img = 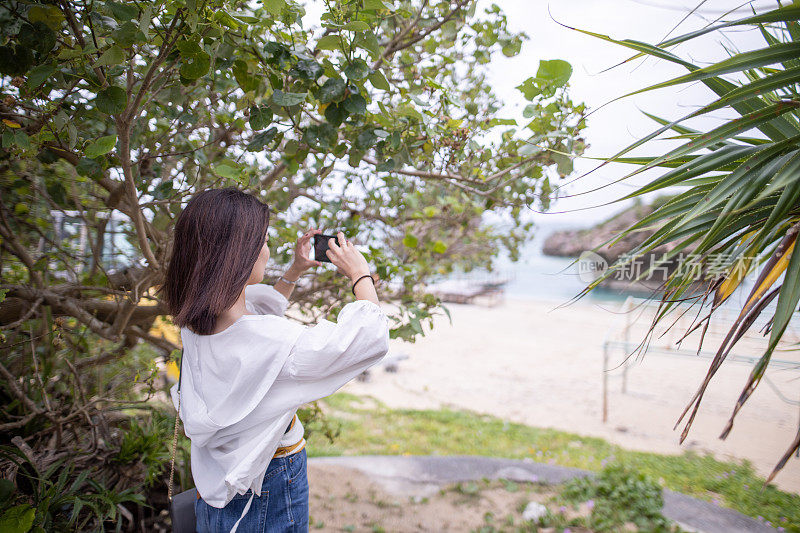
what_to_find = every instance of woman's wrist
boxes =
[283,263,304,282]
[348,269,371,282]
[351,273,374,293]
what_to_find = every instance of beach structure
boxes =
[423,270,514,306]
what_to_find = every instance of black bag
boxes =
[168,350,197,532]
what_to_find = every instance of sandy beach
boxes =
[338,295,800,494]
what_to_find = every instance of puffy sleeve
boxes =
[277,299,390,393]
[244,283,290,317]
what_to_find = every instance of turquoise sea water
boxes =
[444,220,764,312]
[438,221,647,306]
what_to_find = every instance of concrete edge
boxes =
[308,455,778,533]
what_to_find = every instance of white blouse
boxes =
[169,283,390,532]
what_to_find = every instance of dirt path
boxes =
[308,463,560,532]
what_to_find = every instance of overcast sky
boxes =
[475,0,778,227]
[300,0,779,227]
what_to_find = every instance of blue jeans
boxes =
[195,447,309,532]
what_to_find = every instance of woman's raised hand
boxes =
[326,231,371,281]
[291,228,323,272]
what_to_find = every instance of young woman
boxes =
[162,187,388,532]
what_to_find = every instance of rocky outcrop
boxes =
[543,200,704,290]
[543,202,658,263]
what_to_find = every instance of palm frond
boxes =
[568,4,800,482]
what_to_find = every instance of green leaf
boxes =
[0,289,8,305]
[302,122,337,150]
[620,101,800,186]
[354,31,381,58]
[432,240,447,253]
[537,59,572,87]
[27,5,65,31]
[112,21,143,48]
[344,58,370,80]
[213,10,239,29]
[107,1,139,21]
[249,105,273,130]
[316,35,341,51]
[368,70,390,90]
[95,86,127,115]
[93,45,124,67]
[768,232,800,364]
[501,38,522,57]
[552,152,573,176]
[488,118,517,126]
[264,0,286,16]
[0,504,35,533]
[363,0,392,10]
[563,21,798,141]
[272,89,307,107]
[26,64,55,88]
[343,94,367,115]
[76,157,103,179]
[13,130,30,149]
[0,44,34,76]
[617,6,800,65]
[342,21,370,32]
[232,59,259,92]
[213,163,240,179]
[283,139,299,157]
[18,22,56,56]
[517,59,573,100]
[177,39,211,79]
[246,127,278,152]
[85,135,117,158]
[292,58,324,80]
[324,102,347,126]
[375,157,395,171]
[317,78,346,104]
[355,128,378,150]
[516,77,540,100]
[621,144,757,199]
[403,234,418,248]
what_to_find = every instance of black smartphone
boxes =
[313,232,341,263]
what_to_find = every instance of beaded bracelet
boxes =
[351,274,375,295]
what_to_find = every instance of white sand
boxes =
[340,295,800,494]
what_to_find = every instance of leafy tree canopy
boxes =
[0,1,586,525]
[0,0,586,347]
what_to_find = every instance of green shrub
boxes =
[561,463,676,532]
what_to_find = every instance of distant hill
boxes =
[542,197,705,291]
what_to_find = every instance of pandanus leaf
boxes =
[675,223,800,442]
[562,5,800,482]
[608,6,800,68]
[719,222,800,460]
[560,19,798,143]
[713,246,755,306]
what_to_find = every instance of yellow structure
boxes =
[150,316,182,383]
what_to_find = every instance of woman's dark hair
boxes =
[161,187,270,335]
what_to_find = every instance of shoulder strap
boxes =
[168,350,184,502]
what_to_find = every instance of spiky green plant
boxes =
[565,3,800,484]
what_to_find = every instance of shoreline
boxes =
[340,295,800,494]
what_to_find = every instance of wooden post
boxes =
[621,297,632,394]
[602,342,609,423]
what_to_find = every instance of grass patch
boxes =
[304,392,798,531]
